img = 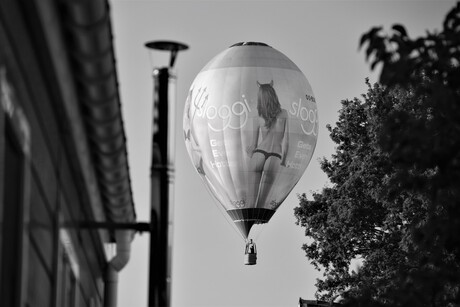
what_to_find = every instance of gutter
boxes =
[58,0,136,305]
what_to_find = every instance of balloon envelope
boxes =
[183,42,318,239]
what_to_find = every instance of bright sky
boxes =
[110,1,455,306]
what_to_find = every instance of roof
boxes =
[58,0,136,224]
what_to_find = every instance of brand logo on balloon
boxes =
[184,42,318,241]
[290,96,318,136]
[192,87,253,132]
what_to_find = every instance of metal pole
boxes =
[149,68,174,307]
[145,41,188,307]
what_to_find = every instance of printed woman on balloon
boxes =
[246,80,290,208]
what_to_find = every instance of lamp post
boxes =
[145,40,188,307]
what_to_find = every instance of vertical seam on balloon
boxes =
[220,68,239,208]
[201,70,232,209]
[205,69,235,211]
[237,66,249,207]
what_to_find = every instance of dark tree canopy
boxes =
[295,3,460,306]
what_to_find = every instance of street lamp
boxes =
[145,40,188,307]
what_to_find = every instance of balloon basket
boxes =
[244,253,257,265]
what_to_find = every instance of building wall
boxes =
[0,1,111,306]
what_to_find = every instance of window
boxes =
[59,253,77,307]
[0,67,31,307]
[57,229,80,307]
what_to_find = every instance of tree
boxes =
[295,81,426,303]
[295,3,460,306]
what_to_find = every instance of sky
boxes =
[109,1,456,306]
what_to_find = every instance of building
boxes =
[298,297,342,307]
[0,0,136,306]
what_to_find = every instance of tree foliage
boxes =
[295,3,460,306]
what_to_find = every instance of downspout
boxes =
[104,230,134,307]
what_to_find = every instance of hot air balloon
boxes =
[183,42,318,265]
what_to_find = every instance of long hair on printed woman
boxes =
[257,80,282,129]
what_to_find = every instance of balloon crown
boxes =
[230,42,271,48]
